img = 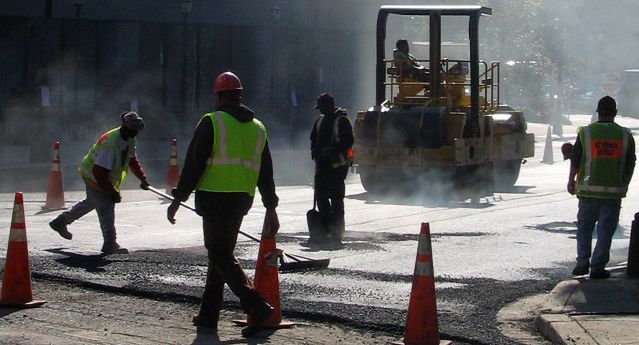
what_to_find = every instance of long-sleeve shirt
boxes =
[310,108,354,174]
[173,104,278,216]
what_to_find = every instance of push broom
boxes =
[148,186,330,272]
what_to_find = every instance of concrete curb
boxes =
[534,266,639,344]
[535,314,596,345]
[540,280,578,313]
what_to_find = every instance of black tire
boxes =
[359,166,383,194]
[493,159,522,189]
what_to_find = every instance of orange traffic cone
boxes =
[542,126,554,164]
[166,138,180,194]
[1,192,46,308]
[393,223,450,345]
[43,140,65,209]
[233,233,294,328]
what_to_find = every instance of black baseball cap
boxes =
[121,111,145,131]
[315,93,335,109]
[596,95,616,113]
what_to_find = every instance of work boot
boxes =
[49,217,73,240]
[192,315,218,334]
[309,232,328,244]
[589,269,611,279]
[101,241,129,255]
[332,221,345,240]
[241,302,275,337]
[571,265,589,276]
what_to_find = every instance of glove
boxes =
[110,191,122,203]
[263,208,280,237]
[167,200,180,225]
[567,181,576,195]
[140,178,150,190]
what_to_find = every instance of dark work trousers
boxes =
[315,167,348,238]
[198,214,265,325]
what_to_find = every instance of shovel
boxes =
[147,186,330,272]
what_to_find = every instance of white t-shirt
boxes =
[94,136,137,170]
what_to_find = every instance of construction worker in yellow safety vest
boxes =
[49,112,149,254]
[166,71,279,338]
[568,95,635,279]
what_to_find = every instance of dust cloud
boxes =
[2,1,639,192]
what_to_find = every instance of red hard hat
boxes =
[214,71,243,93]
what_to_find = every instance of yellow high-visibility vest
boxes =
[196,111,266,196]
[576,123,632,199]
[79,128,132,191]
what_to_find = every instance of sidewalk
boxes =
[535,263,639,345]
[0,279,395,345]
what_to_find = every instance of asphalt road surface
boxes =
[1,115,638,344]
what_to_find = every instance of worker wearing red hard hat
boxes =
[213,71,244,92]
[167,71,279,337]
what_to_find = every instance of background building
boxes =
[0,0,388,163]
[3,0,639,188]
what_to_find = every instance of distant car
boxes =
[582,91,593,100]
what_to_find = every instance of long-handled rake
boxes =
[148,186,330,272]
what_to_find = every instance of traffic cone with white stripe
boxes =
[166,138,180,194]
[541,126,554,164]
[233,232,294,329]
[1,192,46,308]
[43,140,65,209]
[393,223,450,345]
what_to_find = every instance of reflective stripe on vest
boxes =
[197,111,266,195]
[79,128,132,191]
[207,114,264,171]
[315,115,351,168]
[576,124,630,198]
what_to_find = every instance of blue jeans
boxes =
[59,184,117,244]
[576,197,622,272]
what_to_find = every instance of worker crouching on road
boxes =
[166,71,279,337]
[49,112,149,255]
[310,93,354,244]
[568,95,635,279]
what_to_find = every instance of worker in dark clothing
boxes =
[393,39,429,82]
[166,71,279,337]
[568,95,635,279]
[310,93,354,244]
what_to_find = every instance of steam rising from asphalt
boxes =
[3,1,639,192]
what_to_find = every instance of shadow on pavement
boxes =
[495,185,535,193]
[34,207,64,215]
[526,221,629,239]
[189,333,221,344]
[346,191,497,209]
[299,240,345,251]
[43,248,112,273]
[0,308,23,318]
[189,330,276,344]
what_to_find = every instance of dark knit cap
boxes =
[596,96,616,113]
